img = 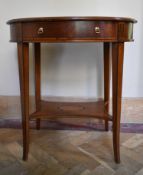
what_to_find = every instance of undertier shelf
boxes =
[30,100,112,121]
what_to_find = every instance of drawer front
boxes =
[22,21,117,41]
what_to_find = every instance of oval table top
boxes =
[7,16,137,24]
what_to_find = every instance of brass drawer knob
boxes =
[37,27,44,34]
[95,27,100,34]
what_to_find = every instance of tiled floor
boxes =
[0,129,143,175]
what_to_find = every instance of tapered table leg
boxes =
[104,43,110,131]
[34,43,41,130]
[17,43,29,161]
[112,42,124,163]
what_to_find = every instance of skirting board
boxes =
[0,119,143,133]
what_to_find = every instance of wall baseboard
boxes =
[0,119,143,133]
[0,96,143,124]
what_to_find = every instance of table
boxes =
[7,16,137,163]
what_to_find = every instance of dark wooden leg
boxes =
[112,42,124,163]
[17,43,29,161]
[34,43,41,130]
[104,43,110,131]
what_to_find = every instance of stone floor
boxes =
[0,128,143,175]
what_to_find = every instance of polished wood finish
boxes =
[17,43,29,161]
[7,16,137,23]
[8,17,136,43]
[112,42,124,163]
[22,21,117,42]
[7,16,136,163]
[34,43,41,130]
[30,100,111,120]
[104,43,110,131]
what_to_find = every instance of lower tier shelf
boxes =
[30,100,112,121]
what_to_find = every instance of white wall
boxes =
[0,0,143,98]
